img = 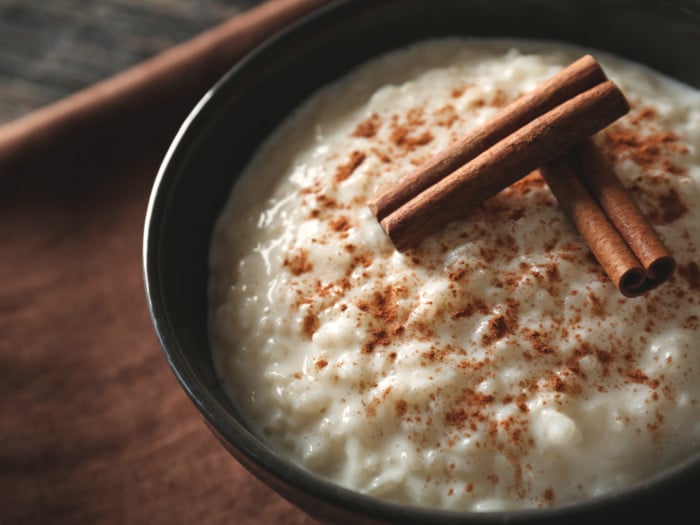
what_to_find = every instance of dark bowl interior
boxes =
[144,0,700,523]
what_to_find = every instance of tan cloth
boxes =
[0,1,330,523]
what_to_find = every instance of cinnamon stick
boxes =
[368,55,607,221]
[539,159,647,297]
[380,80,630,251]
[568,139,676,293]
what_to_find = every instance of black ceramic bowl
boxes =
[144,0,700,523]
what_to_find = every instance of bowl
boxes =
[143,0,700,523]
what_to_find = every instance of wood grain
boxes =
[0,148,317,524]
[0,0,260,124]
[0,1,320,523]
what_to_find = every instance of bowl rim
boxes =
[144,0,700,521]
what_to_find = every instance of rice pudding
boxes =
[209,39,700,511]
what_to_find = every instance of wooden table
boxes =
[0,0,260,124]
[0,2,318,523]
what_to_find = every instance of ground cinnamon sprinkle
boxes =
[482,301,519,346]
[362,328,393,353]
[284,249,313,275]
[653,187,688,224]
[451,85,468,98]
[508,171,548,195]
[383,108,435,151]
[390,126,434,150]
[603,128,688,173]
[352,113,382,138]
[302,311,319,339]
[626,369,649,384]
[678,261,700,289]
[434,104,459,127]
[628,105,657,125]
[395,398,408,417]
[489,88,508,107]
[521,328,555,355]
[515,397,529,413]
[484,316,509,343]
[354,252,374,268]
[587,292,607,318]
[545,262,560,282]
[315,193,338,210]
[451,296,489,320]
[335,150,366,183]
[406,107,426,126]
[371,147,392,163]
[364,396,380,418]
[550,374,567,393]
[448,266,470,282]
[330,215,352,232]
[595,348,613,375]
[444,388,494,431]
[542,487,555,504]
[356,287,400,323]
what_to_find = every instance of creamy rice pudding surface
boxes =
[209,39,700,511]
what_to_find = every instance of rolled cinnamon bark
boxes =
[379,80,630,251]
[539,159,646,297]
[368,55,607,221]
[569,139,676,287]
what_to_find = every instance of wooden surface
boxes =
[0,0,259,124]
[0,1,320,523]
[0,151,317,525]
